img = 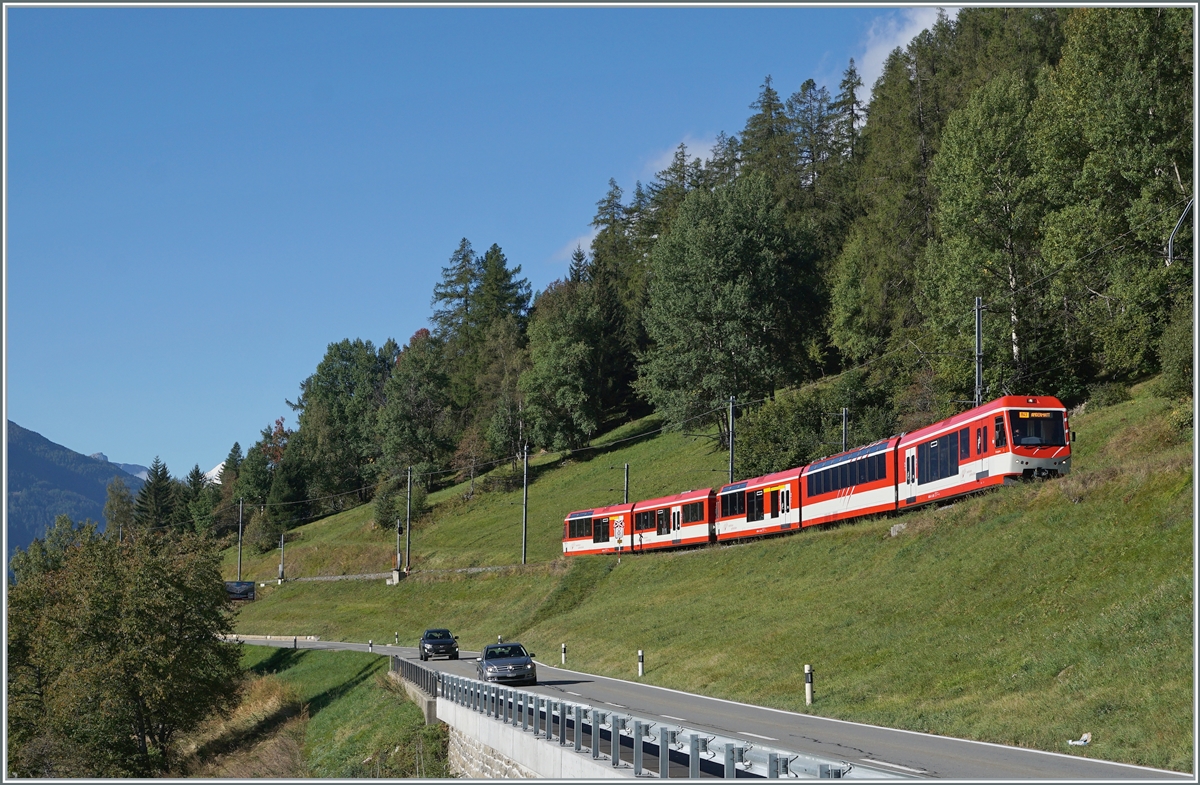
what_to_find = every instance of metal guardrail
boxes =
[394,657,907,779]
[391,655,440,697]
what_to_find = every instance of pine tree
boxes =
[431,238,483,341]
[568,245,591,283]
[476,243,532,332]
[831,59,865,159]
[740,76,797,191]
[133,458,174,534]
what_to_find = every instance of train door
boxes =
[671,506,682,544]
[904,447,917,503]
[593,517,610,544]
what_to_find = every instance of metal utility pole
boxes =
[237,498,244,581]
[975,296,984,408]
[1168,197,1194,267]
[405,467,412,573]
[842,408,848,453]
[278,530,285,584]
[396,518,401,571]
[728,396,736,484]
[623,463,629,504]
[521,443,529,565]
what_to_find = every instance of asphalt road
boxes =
[240,638,1189,780]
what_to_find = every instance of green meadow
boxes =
[228,383,1193,772]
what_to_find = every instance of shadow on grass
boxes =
[247,648,311,676]
[190,700,304,763]
[306,661,380,717]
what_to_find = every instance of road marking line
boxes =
[608,703,626,708]
[861,758,924,773]
[738,731,777,740]
[661,715,687,721]
[566,691,582,696]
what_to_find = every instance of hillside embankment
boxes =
[228,382,1193,772]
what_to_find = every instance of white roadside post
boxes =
[638,649,644,677]
[561,643,566,664]
[805,664,814,706]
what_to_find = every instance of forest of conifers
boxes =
[186,7,1190,543]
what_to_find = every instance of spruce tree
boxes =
[568,245,591,283]
[133,458,174,534]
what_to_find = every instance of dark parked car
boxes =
[418,628,459,661]
[476,643,537,686]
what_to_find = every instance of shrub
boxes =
[244,509,281,554]
[1086,381,1132,409]
[1156,300,1193,399]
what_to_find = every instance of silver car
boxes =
[476,643,537,686]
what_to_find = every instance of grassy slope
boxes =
[237,646,448,777]
[228,384,1193,771]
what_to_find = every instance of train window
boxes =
[838,463,847,489]
[877,453,888,479]
[983,425,989,452]
[747,490,765,522]
[770,490,779,518]
[720,492,746,518]
[593,518,610,544]
[782,489,791,513]
[919,433,961,485]
[656,509,669,535]
[806,474,814,497]
[682,502,704,523]
[867,455,878,482]
[959,428,970,459]
[569,516,592,539]
[994,416,1007,448]
[975,427,982,455]
[635,511,654,532]
[1009,411,1067,446]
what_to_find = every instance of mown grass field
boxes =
[227,383,1194,772]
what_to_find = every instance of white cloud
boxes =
[857,7,959,99]
[549,227,600,265]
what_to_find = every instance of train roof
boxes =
[898,395,1066,444]
[718,465,802,495]
[804,436,898,474]
[633,487,714,508]
[564,502,633,520]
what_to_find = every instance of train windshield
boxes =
[1008,410,1067,446]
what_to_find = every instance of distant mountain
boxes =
[89,453,150,481]
[7,421,145,557]
[204,462,224,485]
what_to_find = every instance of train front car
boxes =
[800,437,901,527]
[714,468,802,542]
[563,502,635,557]
[629,488,716,552]
[897,395,1071,510]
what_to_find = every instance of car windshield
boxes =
[1008,410,1067,447]
[487,645,527,659]
[424,630,451,640]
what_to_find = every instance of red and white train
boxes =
[563,395,1072,557]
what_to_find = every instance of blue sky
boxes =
[5,5,944,477]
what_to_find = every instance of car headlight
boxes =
[525,663,534,670]
[485,665,498,672]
